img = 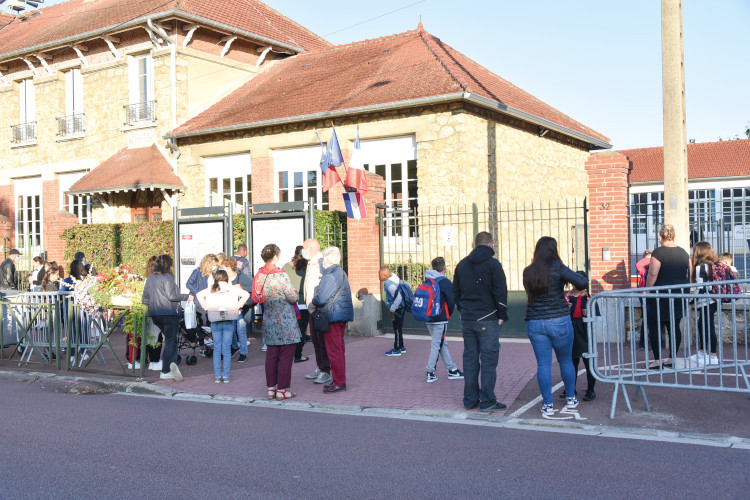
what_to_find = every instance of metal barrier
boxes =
[586,280,750,418]
[0,291,148,377]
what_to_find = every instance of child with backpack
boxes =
[415,257,463,383]
[565,271,595,401]
[379,266,412,356]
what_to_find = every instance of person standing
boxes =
[142,254,188,381]
[312,246,353,393]
[258,244,300,400]
[453,231,508,412]
[74,251,96,276]
[28,256,45,292]
[283,245,310,363]
[635,250,652,350]
[232,244,253,278]
[523,237,589,415]
[378,267,408,356]
[645,224,690,369]
[689,242,719,367]
[222,258,246,361]
[423,256,463,383]
[566,271,596,402]
[302,238,332,385]
[197,269,249,383]
[0,248,21,290]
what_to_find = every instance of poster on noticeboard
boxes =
[177,220,225,294]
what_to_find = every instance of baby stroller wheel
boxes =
[176,354,182,365]
[186,355,197,365]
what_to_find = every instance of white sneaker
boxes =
[262,343,267,352]
[160,372,174,380]
[305,368,321,380]
[81,353,90,361]
[314,371,332,384]
[127,362,141,370]
[246,340,251,346]
[170,362,183,382]
[148,360,163,371]
[704,355,719,366]
[689,352,707,365]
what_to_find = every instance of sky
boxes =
[17,0,750,150]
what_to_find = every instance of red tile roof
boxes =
[0,0,330,59]
[620,139,750,183]
[69,145,185,194]
[168,29,609,147]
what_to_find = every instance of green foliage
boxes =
[385,260,428,290]
[62,224,119,269]
[233,214,245,250]
[315,211,347,270]
[119,222,173,272]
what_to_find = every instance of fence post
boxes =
[472,203,479,239]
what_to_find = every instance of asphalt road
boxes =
[0,376,748,499]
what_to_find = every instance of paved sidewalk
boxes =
[156,334,538,414]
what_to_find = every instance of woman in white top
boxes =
[197,270,250,383]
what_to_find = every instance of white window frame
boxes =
[58,171,91,224]
[272,146,329,210]
[19,78,35,124]
[64,68,84,116]
[204,153,252,208]
[14,177,43,254]
[361,136,418,239]
[128,53,154,105]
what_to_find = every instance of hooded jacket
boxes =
[142,273,188,317]
[424,270,454,323]
[452,245,508,322]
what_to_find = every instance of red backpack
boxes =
[711,261,742,301]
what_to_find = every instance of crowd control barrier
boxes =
[585,279,750,418]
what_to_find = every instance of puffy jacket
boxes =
[0,258,18,289]
[142,273,188,316]
[312,264,353,323]
[186,268,211,306]
[453,245,509,322]
[424,270,454,323]
[524,261,588,321]
[232,255,252,278]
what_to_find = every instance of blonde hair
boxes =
[216,252,227,266]
[659,224,675,242]
[199,254,217,277]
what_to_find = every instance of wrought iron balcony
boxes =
[56,113,85,137]
[10,121,36,144]
[123,100,156,126]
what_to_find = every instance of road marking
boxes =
[543,408,587,421]
[508,368,587,418]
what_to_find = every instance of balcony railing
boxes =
[56,113,85,137]
[11,122,36,144]
[123,100,156,126]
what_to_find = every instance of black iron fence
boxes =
[10,121,36,143]
[56,113,85,136]
[123,100,156,125]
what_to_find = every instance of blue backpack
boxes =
[412,277,445,322]
[396,282,413,313]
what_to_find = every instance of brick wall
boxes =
[585,152,631,293]
[251,157,274,204]
[46,211,79,267]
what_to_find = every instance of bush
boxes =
[384,261,428,290]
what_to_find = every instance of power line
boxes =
[323,0,427,38]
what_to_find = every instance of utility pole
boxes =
[662,0,690,250]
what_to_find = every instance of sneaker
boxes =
[169,362,183,382]
[199,348,208,358]
[314,371,332,384]
[159,372,174,380]
[127,362,141,370]
[427,372,438,383]
[215,378,222,384]
[583,390,596,401]
[385,348,402,357]
[447,369,464,380]
[222,378,230,383]
[566,397,579,409]
[480,402,507,412]
[541,403,554,415]
[231,347,239,357]
[703,355,719,366]
[399,347,406,354]
[306,368,321,380]
[246,340,252,346]
[148,360,163,371]
[689,352,707,365]
[262,344,267,352]
[237,354,247,363]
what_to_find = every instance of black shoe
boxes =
[237,354,247,363]
[559,390,577,399]
[464,401,479,410]
[583,390,596,401]
[480,402,507,413]
[231,347,239,357]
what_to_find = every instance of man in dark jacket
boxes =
[424,256,463,383]
[0,248,21,289]
[453,232,508,412]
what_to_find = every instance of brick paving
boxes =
[155,333,538,415]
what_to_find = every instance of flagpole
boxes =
[329,121,350,191]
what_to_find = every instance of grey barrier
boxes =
[0,291,147,377]
[586,279,750,418]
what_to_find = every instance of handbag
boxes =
[313,279,345,333]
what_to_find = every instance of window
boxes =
[12,79,36,143]
[361,136,418,237]
[59,68,84,136]
[126,53,155,123]
[59,171,91,224]
[14,177,42,253]
[204,153,252,208]
[273,146,329,210]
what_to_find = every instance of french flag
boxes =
[315,130,341,192]
[344,130,368,194]
[343,191,367,220]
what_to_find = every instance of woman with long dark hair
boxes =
[523,237,589,416]
[142,254,188,381]
[689,241,719,366]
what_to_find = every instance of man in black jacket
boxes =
[453,232,508,412]
[0,249,21,289]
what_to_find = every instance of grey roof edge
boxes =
[165,92,611,151]
[0,9,304,62]
[67,183,185,196]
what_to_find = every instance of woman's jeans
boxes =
[212,320,235,379]
[151,315,180,374]
[231,318,248,355]
[526,315,576,405]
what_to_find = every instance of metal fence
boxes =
[629,190,750,279]
[377,200,588,290]
[0,291,148,377]
[586,280,750,418]
[123,100,156,125]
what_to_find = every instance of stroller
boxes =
[176,305,211,365]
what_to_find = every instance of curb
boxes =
[4,369,749,449]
